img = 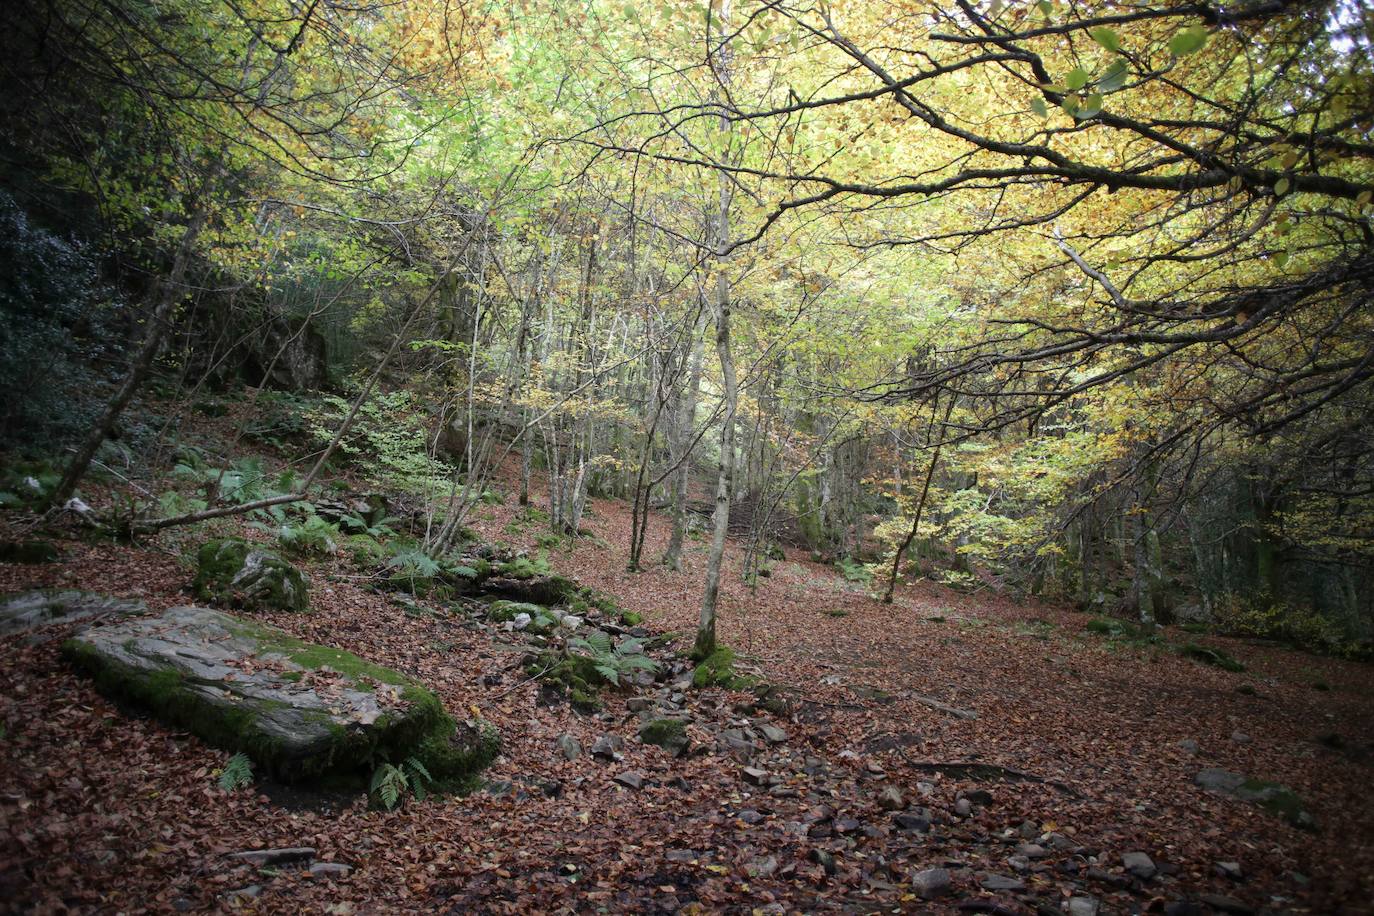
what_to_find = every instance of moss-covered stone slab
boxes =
[63,606,498,787]
[193,538,309,612]
[1195,768,1317,830]
[1,590,146,640]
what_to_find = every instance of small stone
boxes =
[965,789,994,806]
[613,771,644,790]
[747,855,778,877]
[834,817,862,834]
[737,809,766,825]
[892,809,931,833]
[1018,843,1048,859]
[1018,819,1039,838]
[226,885,262,902]
[980,873,1024,891]
[1178,738,1200,754]
[1123,851,1157,880]
[308,862,352,879]
[877,786,905,811]
[1215,861,1243,881]
[556,734,582,761]
[1199,894,1254,915]
[626,697,654,713]
[590,735,623,760]
[1067,896,1100,916]
[742,766,770,786]
[1231,731,1251,744]
[758,723,788,744]
[511,612,532,630]
[229,847,316,867]
[1007,855,1031,872]
[954,798,972,817]
[910,867,951,899]
[809,848,837,875]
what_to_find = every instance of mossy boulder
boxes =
[1194,768,1316,830]
[63,606,498,788]
[1,590,146,640]
[193,538,309,612]
[691,646,747,689]
[638,718,689,756]
[1179,642,1246,672]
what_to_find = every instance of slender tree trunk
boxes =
[52,177,216,507]
[664,309,707,569]
[884,397,953,604]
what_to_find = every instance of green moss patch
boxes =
[193,538,309,612]
[691,646,749,689]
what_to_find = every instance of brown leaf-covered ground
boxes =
[2,459,1372,915]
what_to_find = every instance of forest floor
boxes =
[2,443,1373,915]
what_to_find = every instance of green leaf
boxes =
[1275,177,1290,196]
[595,664,620,685]
[1031,97,1049,118]
[1065,68,1090,91]
[1037,0,1052,16]
[1075,93,1104,119]
[1098,59,1129,93]
[1061,96,1081,118]
[1090,28,1121,52]
[1274,251,1289,267]
[1168,26,1207,57]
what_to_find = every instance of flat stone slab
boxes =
[0,591,146,641]
[64,606,491,785]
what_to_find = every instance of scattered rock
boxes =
[638,718,689,756]
[1017,843,1048,859]
[226,885,262,902]
[964,789,994,807]
[747,855,778,878]
[742,766,770,786]
[1231,731,1251,744]
[193,539,309,612]
[0,590,145,640]
[309,862,353,879]
[809,848,837,875]
[590,735,624,760]
[230,847,316,867]
[1199,894,1254,915]
[1123,851,1157,880]
[1215,861,1243,881]
[892,809,932,833]
[954,798,973,817]
[757,723,788,744]
[1178,738,1200,754]
[613,771,644,790]
[979,873,1024,891]
[910,866,951,899]
[556,734,582,761]
[877,786,904,811]
[737,809,766,825]
[1067,896,1100,916]
[1194,769,1316,830]
[626,697,654,713]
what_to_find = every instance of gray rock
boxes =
[742,766,770,786]
[809,848,837,875]
[193,539,309,612]
[1195,769,1315,829]
[1018,843,1048,859]
[1231,731,1251,744]
[892,809,931,833]
[1067,896,1100,916]
[309,862,353,879]
[758,723,788,744]
[63,607,492,785]
[964,789,994,806]
[1195,768,1247,793]
[910,867,951,899]
[747,855,778,878]
[230,847,316,867]
[590,735,624,760]
[954,797,972,817]
[1178,738,1200,754]
[877,786,904,811]
[226,885,262,902]
[1199,894,1254,915]
[1007,855,1031,872]
[613,771,644,790]
[1215,861,1243,880]
[1018,819,1039,838]
[1123,851,1157,880]
[556,734,582,761]
[0,591,146,640]
[979,873,1024,891]
[626,697,654,713]
[511,612,532,631]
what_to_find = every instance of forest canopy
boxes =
[2,0,1372,652]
